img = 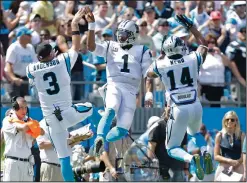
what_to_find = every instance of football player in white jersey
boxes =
[25,9,101,181]
[147,15,209,180]
[84,7,153,156]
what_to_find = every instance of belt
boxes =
[42,161,61,167]
[5,155,29,162]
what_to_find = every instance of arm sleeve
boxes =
[152,59,161,77]
[225,44,237,61]
[194,51,203,71]
[5,45,17,64]
[92,41,110,58]
[141,47,153,77]
[67,49,79,68]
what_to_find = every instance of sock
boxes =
[106,127,129,142]
[96,108,115,140]
[90,107,103,128]
[59,156,75,181]
[167,146,193,163]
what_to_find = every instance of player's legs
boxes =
[166,104,204,180]
[94,84,121,156]
[43,116,74,181]
[106,88,136,142]
[187,100,203,136]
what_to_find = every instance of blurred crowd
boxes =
[0,0,246,108]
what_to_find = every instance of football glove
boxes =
[175,14,193,29]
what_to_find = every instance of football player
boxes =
[147,14,209,180]
[26,9,101,181]
[84,7,153,156]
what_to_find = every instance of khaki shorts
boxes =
[40,162,63,181]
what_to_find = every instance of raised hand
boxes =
[84,6,95,23]
[72,8,85,24]
[175,14,193,29]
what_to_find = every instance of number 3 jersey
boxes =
[26,49,78,116]
[152,51,203,105]
[93,41,153,93]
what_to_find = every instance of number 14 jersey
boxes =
[93,41,152,93]
[26,49,78,116]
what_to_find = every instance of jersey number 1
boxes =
[43,72,60,95]
[167,67,193,91]
[120,54,130,73]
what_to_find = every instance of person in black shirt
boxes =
[148,119,188,181]
[56,17,84,101]
[225,26,246,105]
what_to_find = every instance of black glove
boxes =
[175,14,194,29]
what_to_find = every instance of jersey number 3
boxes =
[167,67,193,91]
[120,54,130,73]
[43,72,60,95]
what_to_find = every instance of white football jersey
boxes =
[93,41,152,93]
[26,49,78,116]
[153,51,203,105]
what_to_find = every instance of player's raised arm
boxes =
[175,14,208,62]
[84,6,108,57]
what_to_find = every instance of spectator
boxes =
[198,11,229,51]
[27,14,42,46]
[17,1,31,27]
[242,137,246,181]
[152,18,170,55]
[118,7,139,23]
[214,111,245,181]
[0,5,21,55]
[2,97,39,181]
[4,26,38,99]
[227,1,246,31]
[56,17,84,101]
[189,1,210,27]
[136,20,156,57]
[52,1,66,19]
[167,1,186,30]
[36,120,63,181]
[40,29,54,44]
[225,26,246,105]
[152,0,174,19]
[148,118,187,181]
[65,0,91,34]
[205,1,215,16]
[31,0,57,37]
[136,116,160,146]
[199,34,245,107]
[139,6,157,36]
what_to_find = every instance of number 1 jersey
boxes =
[93,41,152,93]
[26,49,78,116]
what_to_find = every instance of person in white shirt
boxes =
[37,120,64,182]
[85,7,153,156]
[2,97,37,181]
[4,26,38,99]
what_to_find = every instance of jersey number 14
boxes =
[167,67,193,91]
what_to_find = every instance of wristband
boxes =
[72,31,80,35]
[88,22,95,30]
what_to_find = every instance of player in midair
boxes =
[147,15,209,180]
[26,8,101,181]
[84,7,153,156]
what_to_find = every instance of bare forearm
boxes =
[5,63,17,81]
[71,22,81,52]
[100,152,114,169]
[95,64,106,71]
[87,30,96,52]
[214,155,233,164]
[217,35,225,47]
[145,77,153,93]
[39,142,53,149]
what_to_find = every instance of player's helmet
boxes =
[116,20,139,47]
[161,36,188,58]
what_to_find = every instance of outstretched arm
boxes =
[175,14,208,62]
